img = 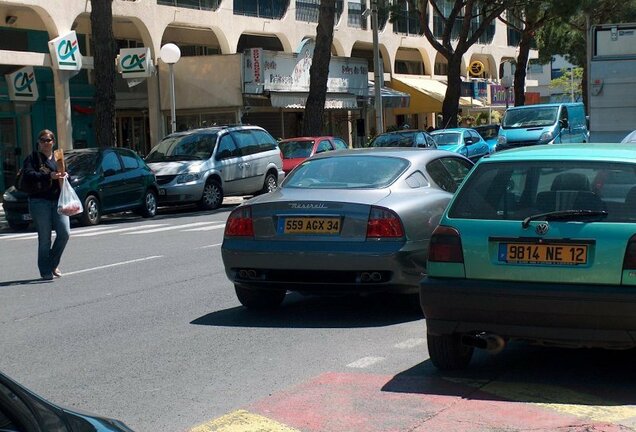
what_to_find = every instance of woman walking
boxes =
[22,129,69,280]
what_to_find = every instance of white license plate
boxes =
[22,213,32,221]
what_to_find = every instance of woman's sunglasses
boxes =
[39,138,54,143]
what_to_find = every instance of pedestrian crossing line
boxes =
[63,255,163,276]
[189,409,301,432]
[0,231,40,240]
[198,243,222,249]
[394,338,426,349]
[446,377,636,423]
[346,356,385,368]
[72,224,167,237]
[122,221,214,234]
[183,224,226,231]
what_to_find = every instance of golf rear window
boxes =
[448,161,636,222]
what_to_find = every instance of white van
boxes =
[145,125,284,210]
[496,102,589,151]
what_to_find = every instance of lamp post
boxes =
[160,43,181,134]
[371,0,383,134]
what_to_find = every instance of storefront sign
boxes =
[243,46,368,96]
[5,66,39,101]
[118,47,153,78]
[48,31,82,71]
[469,60,484,77]
[490,84,515,106]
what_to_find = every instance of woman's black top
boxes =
[22,151,61,201]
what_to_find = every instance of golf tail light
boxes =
[366,206,404,238]
[623,234,636,270]
[428,225,464,263]
[225,206,254,237]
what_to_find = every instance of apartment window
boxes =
[472,4,495,44]
[392,0,423,36]
[348,0,367,30]
[528,60,543,74]
[295,0,343,23]
[506,10,522,47]
[234,0,288,18]
[157,0,220,11]
[433,0,461,39]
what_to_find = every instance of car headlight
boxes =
[496,135,507,145]
[538,131,554,143]
[176,172,202,184]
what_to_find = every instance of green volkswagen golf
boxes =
[421,144,636,370]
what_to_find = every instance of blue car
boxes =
[473,124,500,153]
[430,128,490,161]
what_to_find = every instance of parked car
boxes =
[496,102,589,151]
[420,143,636,371]
[145,125,284,210]
[279,136,348,175]
[473,124,500,152]
[429,128,490,161]
[2,148,158,230]
[222,147,474,310]
[367,129,437,149]
[620,130,636,143]
[0,370,134,431]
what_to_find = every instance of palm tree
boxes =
[90,0,117,147]
[303,0,337,136]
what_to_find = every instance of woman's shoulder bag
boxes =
[15,151,52,194]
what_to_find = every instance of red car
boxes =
[279,136,348,175]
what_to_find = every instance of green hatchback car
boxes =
[2,147,158,229]
[421,144,636,370]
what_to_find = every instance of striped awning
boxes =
[270,92,359,109]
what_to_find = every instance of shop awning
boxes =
[270,92,359,109]
[368,81,410,108]
[389,75,483,114]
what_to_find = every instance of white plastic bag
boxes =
[57,177,83,216]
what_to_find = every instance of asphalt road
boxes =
[2,204,636,432]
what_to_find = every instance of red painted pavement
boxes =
[249,372,630,432]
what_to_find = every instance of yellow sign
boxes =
[469,60,484,76]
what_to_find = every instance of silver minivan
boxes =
[145,125,284,210]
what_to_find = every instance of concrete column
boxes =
[52,69,73,150]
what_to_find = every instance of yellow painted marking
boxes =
[189,409,302,432]
[446,377,636,423]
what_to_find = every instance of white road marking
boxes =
[122,221,214,234]
[182,224,226,231]
[62,256,163,276]
[72,224,167,237]
[346,356,385,368]
[394,338,426,349]
[198,243,222,249]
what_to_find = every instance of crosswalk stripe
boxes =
[122,221,215,234]
[72,224,167,237]
[346,356,385,368]
[394,338,426,349]
[183,224,226,231]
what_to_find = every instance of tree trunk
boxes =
[90,0,117,147]
[442,56,463,129]
[303,0,336,136]
[514,30,533,106]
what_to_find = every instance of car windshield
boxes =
[432,132,461,146]
[283,155,409,189]
[502,107,558,128]
[449,161,636,222]
[368,131,419,147]
[145,132,218,162]
[66,153,98,176]
[279,140,314,159]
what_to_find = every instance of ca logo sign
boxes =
[14,70,35,96]
[121,53,146,73]
[58,38,79,66]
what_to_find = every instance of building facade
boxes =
[0,0,535,192]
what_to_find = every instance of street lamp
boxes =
[160,43,181,134]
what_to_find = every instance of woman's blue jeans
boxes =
[28,198,70,277]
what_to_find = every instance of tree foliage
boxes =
[398,0,524,128]
[549,67,583,101]
[90,0,117,147]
